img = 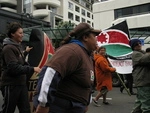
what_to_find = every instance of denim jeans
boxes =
[131,87,150,113]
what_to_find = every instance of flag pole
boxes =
[116,72,131,96]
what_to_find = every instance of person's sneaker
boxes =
[92,99,101,107]
[103,101,110,105]
[130,92,137,95]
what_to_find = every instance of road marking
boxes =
[92,97,112,100]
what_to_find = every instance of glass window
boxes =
[75,6,80,13]
[24,0,31,4]
[87,20,90,24]
[139,4,149,13]
[122,7,132,16]
[68,2,73,10]
[49,6,57,13]
[87,12,90,18]
[133,6,139,14]
[68,12,74,20]
[75,15,80,22]
[114,3,150,19]
[82,18,85,22]
[92,22,94,27]
[114,9,122,19]
[81,9,85,16]
[80,0,86,7]
[75,0,79,3]
[86,3,91,10]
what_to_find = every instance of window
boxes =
[87,12,90,18]
[82,18,86,22]
[75,0,79,3]
[80,0,86,7]
[75,6,80,13]
[139,4,149,12]
[81,9,85,16]
[87,20,90,24]
[92,22,94,27]
[68,12,73,20]
[114,3,150,19]
[49,6,57,13]
[68,2,73,10]
[114,9,122,19]
[86,3,91,10]
[75,15,80,22]
[24,0,32,4]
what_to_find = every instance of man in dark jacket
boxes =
[129,39,150,113]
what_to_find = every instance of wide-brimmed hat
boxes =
[72,23,101,39]
[129,39,141,50]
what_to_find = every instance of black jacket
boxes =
[1,38,34,86]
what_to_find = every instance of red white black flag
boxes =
[96,20,133,74]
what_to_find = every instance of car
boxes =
[112,73,121,87]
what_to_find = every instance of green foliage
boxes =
[56,21,75,28]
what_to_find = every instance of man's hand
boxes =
[25,46,33,52]
[84,106,88,113]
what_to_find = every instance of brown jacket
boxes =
[46,43,94,105]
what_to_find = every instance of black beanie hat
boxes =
[129,39,141,50]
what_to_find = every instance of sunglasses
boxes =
[134,42,141,46]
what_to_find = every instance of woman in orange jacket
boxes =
[92,46,116,106]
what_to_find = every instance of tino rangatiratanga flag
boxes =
[96,20,133,74]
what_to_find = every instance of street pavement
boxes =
[87,87,136,113]
[0,87,136,113]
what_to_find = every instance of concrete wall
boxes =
[93,0,150,29]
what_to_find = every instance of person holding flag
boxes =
[92,46,116,106]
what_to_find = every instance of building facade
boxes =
[0,0,95,27]
[93,0,150,49]
[29,0,95,27]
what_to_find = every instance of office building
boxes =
[93,0,150,49]
[0,0,95,27]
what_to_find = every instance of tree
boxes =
[53,21,75,48]
[56,21,75,28]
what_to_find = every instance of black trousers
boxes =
[120,74,134,93]
[126,74,134,93]
[1,85,30,113]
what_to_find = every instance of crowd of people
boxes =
[0,22,150,113]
